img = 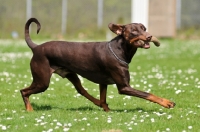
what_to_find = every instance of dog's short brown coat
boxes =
[20,18,175,112]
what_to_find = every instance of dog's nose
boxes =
[146,35,152,41]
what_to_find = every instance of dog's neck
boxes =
[109,36,138,64]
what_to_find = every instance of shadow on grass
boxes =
[66,106,99,111]
[66,107,157,113]
[31,103,157,113]
[31,103,98,111]
[112,107,157,113]
[32,103,52,111]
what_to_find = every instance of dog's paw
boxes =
[101,103,110,112]
[160,98,176,108]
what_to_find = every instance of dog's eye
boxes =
[141,26,146,31]
[130,31,138,37]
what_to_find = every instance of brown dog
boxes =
[20,18,175,112]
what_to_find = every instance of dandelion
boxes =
[107,120,112,123]
[148,84,153,87]
[151,118,155,122]
[188,111,193,114]
[35,124,39,126]
[138,110,142,113]
[82,117,87,120]
[47,128,53,132]
[123,96,131,100]
[135,84,140,87]
[146,114,150,117]
[40,122,47,125]
[55,126,59,129]
[134,123,138,125]
[108,95,114,99]
[6,117,12,120]
[57,122,62,126]
[68,123,72,127]
[107,117,112,123]
[175,90,181,94]
[87,123,90,126]
[63,128,70,131]
[146,89,151,93]
[12,110,16,113]
[155,112,166,116]
[188,126,192,129]
[37,119,42,123]
[167,115,172,119]
[2,126,6,130]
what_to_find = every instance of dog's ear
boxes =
[108,23,125,35]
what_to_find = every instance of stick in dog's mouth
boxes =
[150,36,160,47]
[130,36,160,49]
[137,40,150,49]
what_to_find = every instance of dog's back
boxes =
[32,41,114,84]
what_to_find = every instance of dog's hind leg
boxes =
[20,58,52,111]
[66,73,101,108]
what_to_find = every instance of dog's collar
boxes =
[108,42,129,65]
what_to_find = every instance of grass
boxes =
[0,38,200,132]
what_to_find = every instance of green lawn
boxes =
[0,39,200,132]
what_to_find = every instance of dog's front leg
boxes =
[110,68,175,109]
[117,86,175,108]
[99,84,110,112]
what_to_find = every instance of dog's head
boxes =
[108,23,160,49]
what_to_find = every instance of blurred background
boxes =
[0,0,200,40]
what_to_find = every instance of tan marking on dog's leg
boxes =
[146,94,175,108]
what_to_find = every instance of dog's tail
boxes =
[25,18,41,50]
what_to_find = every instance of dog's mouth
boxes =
[132,36,160,49]
[136,40,150,49]
[143,42,150,49]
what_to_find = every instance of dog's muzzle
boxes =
[131,36,160,49]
